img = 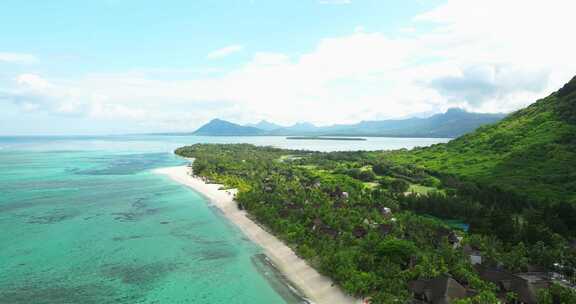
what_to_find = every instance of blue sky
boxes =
[1,0,575,135]
[2,1,438,75]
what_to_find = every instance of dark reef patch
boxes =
[110,197,164,222]
[83,213,104,221]
[110,208,161,222]
[26,209,78,224]
[251,254,309,304]
[167,221,220,243]
[170,230,228,246]
[101,262,182,286]
[0,200,54,213]
[131,198,147,209]
[0,282,125,304]
[196,247,237,261]
[111,235,145,242]
[73,153,176,175]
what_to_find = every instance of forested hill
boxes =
[388,76,576,203]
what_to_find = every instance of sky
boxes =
[1,0,575,135]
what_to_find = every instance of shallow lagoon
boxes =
[0,135,449,303]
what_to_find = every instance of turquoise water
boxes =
[0,136,449,303]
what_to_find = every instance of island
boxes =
[286,136,367,141]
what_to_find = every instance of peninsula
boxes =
[166,76,576,303]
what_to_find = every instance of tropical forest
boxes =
[174,76,576,304]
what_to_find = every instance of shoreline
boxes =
[153,165,361,304]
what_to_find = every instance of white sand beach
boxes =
[154,165,362,304]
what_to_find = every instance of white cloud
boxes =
[17,74,50,89]
[35,32,432,126]
[0,52,38,64]
[4,0,576,131]
[429,65,550,106]
[251,52,291,66]
[206,45,244,59]
[3,74,152,122]
[410,0,576,111]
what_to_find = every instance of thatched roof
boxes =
[408,276,467,304]
[477,269,539,304]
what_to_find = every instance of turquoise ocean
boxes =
[0,135,449,304]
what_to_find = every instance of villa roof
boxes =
[477,269,539,304]
[311,218,339,238]
[409,276,467,304]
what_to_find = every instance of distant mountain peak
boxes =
[445,108,467,114]
[442,108,505,119]
[245,120,283,131]
[291,122,316,128]
[193,119,265,136]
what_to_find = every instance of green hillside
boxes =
[388,76,576,203]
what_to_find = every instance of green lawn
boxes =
[408,184,442,195]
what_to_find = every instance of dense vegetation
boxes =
[175,76,576,303]
[176,143,575,303]
[387,76,576,203]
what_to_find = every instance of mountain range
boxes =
[192,108,506,138]
[244,120,284,131]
